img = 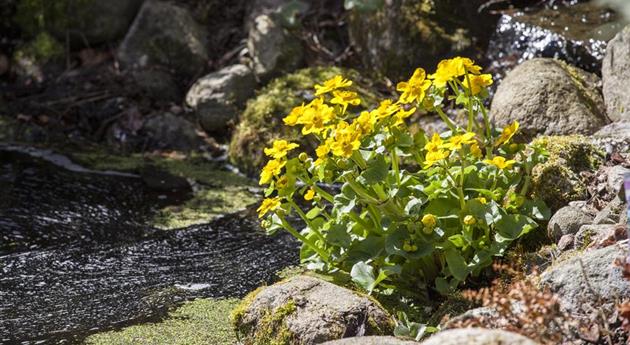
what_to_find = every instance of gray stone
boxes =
[185,64,256,134]
[593,198,623,224]
[420,328,539,345]
[547,205,594,242]
[606,165,630,200]
[442,307,499,329]
[321,336,419,345]
[133,69,181,103]
[574,224,627,249]
[490,58,608,142]
[233,275,394,345]
[141,113,203,151]
[602,25,630,122]
[558,234,575,251]
[117,0,208,79]
[593,121,630,155]
[541,242,630,314]
[247,14,303,81]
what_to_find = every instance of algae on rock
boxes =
[229,66,380,176]
[530,135,604,211]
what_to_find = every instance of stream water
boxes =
[0,147,299,343]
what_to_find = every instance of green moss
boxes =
[230,285,265,331]
[531,135,604,211]
[15,0,91,37]
[251,300,297,345]
[229,66,381,176]
[13,31,63,64]
[85,298,240,345]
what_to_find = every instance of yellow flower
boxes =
[463,215,476,225]
[470,143,482,158]
[330,121,361,158]
[396,68,432,104]
[371,99,400,120]
[392,107,417,127]
[264,139,299,159]
[283,103,306,126]
[442,132,476,151]
[430,57,482,88]
[314,75,352,96]
[477,197,488,204]
[259,159,286,185]
[422,214,437,228]
[423,149,449,169]
[257,197,282,218]
[424,133,443,152]
[355,111,376,135]
[495,121,519,147]
[463,73,493,95]
[330,90,360,113]
[300,102,335,136]
[484,156,516,170]
[304,188,315,201]
[314,142,331,166]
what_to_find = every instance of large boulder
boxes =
[117,0,208,79]
[15,0,143,46]
[602,25,630,122]
[490,58,608,142]
[530,136,604,211]
[133,68,181,103]
[228,67,379,175]
[348,0,494,81]
[140,112,203,151]
[248,13,304,81]
[541,242,630,314]
[593,120,630,155]
[185,64,256,134]
[420,329,539,345]
[231,275,395,345]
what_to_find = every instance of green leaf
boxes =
[495,214,537,240]
[445,248,469,281]
[351,261,376,292]
[362,154,388,184]
[326,223,351,247]
[305,207,322,220]
[448,234,466,248]
[521,199,551,221]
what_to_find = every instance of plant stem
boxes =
[435,107,457,132]
[279,215,330,263]
[288,200,326,243]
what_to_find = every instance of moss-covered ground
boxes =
[85,298,240,345]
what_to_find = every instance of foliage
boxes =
[394,311,438,341]
[256,57,550,297]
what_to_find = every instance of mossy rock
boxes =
[231,275,395,345]
[228,66,381,176]
[348,0,492,80]
[531,135,604,211]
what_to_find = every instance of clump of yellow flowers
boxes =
[257,57,549,296]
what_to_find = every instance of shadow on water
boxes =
[0,146,299,344]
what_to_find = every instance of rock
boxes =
[420,328,539,345]
[593,121,630,155]
[15,0,143,46]
[557,234,575,251]
[185,64,256,134]
[117,0,208,79]
[228,67,379,175]
[347,0,494,81]
[547,205,594,242]
[248,14,303,81]
[12,32,63,83]
[490,58,608,142]
[602,25,630,122]
[442,307,499,329]
[321,336,419,345]
[593,198,625,225]
[486,3,625,79]
[245,0,294,32]
[530,136,604,211]
[133,69,181,103]
[574,224,627,249]
[141,113,203,151]
[606,165,630,200]
[231,275,395,345]
[541,242,630,314]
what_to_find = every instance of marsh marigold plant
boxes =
[257,57,549,296]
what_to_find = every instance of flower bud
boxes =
[421,214,437,228]
[298,152,308,162]
[463,215,476,225]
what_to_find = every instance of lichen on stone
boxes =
[229,66,380,176]
[530,135,604,211]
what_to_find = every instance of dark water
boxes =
[0,147,299,343]
[487,2,626,78]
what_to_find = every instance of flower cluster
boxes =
[257,57,549,296]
